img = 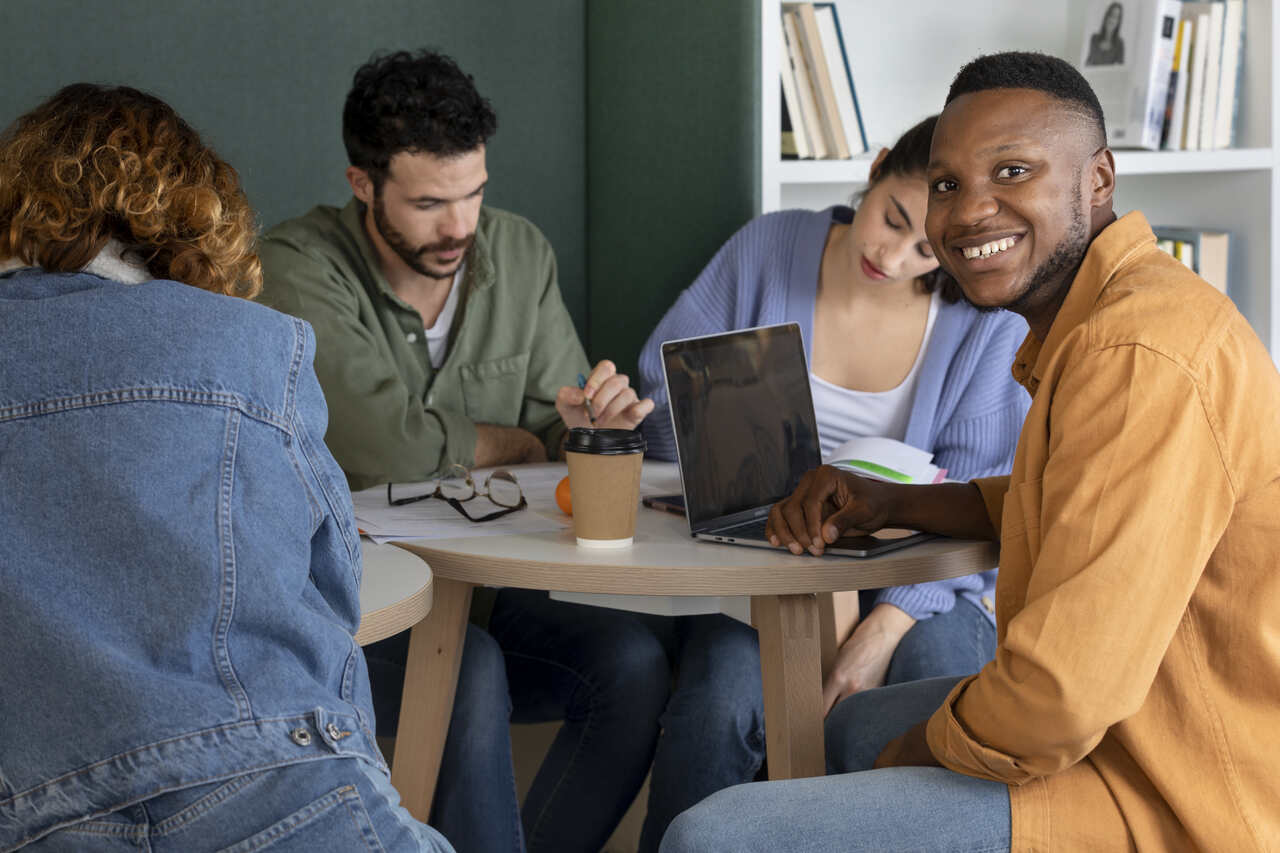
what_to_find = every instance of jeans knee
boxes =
[659,802,720,853]
[591,623,671,713]
[824,691,882,773]
[454,626,511,722]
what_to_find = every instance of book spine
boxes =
[1212,0,1245,148]
[795,2,849,158]
[782,10,828,159]
[822,3,868,152]
[1185,12,1211,151]
[1197,2,1225,150]
[1142,0,1180,150]
[1167,19,1193,149]
[779,24,812,158]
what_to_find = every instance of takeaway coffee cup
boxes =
[564,428,646,548]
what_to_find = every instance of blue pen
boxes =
[576,373,597,425]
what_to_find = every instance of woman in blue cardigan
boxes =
[635,115,1029,851]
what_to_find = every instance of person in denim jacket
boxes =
[0,84,451,852]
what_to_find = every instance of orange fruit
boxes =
[554,475,573,516]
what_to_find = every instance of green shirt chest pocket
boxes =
[459,352,531,426]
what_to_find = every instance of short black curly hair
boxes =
[342,49,497,187]
[946,51,1106,148]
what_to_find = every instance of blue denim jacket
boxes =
[0,269,383,850]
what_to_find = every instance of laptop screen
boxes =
[661,323,822,530]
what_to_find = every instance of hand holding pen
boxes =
[554,359,655,431]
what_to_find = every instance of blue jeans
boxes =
[365,588,669,853]
[24,757,453,852]
[639,597,996,852]
[660,676,1010,852]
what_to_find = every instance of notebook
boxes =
[660,323,934,557]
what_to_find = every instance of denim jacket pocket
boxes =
[459,352,531,425]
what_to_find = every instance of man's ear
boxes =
[1088,147,1117,210]
[346,166,375,205]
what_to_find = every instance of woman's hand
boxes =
[766,466,891,556]
[822,604,916,715]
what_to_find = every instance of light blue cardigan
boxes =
[638,206,1030,624]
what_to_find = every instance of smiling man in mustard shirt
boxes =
[660,52,1280,853]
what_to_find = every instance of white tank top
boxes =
[809,290,940,460]
[425,262,465,369]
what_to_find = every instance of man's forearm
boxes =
[882,482,997,541]
[474,423,547,468]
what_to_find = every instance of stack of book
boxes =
[1078,0,1245,151]
[1154,226,1230,292]
[779,2,868,160]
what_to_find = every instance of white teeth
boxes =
[962,237,1016,259]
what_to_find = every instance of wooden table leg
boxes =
[389,576,473,823]
[752,593,826,779]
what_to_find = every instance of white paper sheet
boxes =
[352,464,571,543]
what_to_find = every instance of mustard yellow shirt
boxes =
[928,213,1280,851]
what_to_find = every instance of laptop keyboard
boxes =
[721,517,770,540]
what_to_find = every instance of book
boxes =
[813,3,869,154]
[1183,6,1212,150]
[782,10,828,159]
[780,88,799,158]
[779,23,813,159]
[1212,0,1245,149]
[791,3,849,158]
[1153,226,1230,292]
[1160,18,1192,149]
[1079,0,1182,150]
[1196,1,1225,150]
[823,436,946,485]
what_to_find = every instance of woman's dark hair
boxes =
[342,49,497,188]
[862,114,962,303]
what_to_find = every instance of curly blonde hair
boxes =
[0,83,261,298]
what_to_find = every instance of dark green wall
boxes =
[0,0,587,331]
[1,1,765,364]
[585,0,760,377]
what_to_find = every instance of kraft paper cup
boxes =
[564,428,646,548]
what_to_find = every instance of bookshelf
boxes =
[760,0,1280,360]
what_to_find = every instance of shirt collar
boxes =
[1011,210,1155,394]
[340,198,494,301]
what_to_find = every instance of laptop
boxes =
[660,322,934,557]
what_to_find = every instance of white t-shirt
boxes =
[809,290,940,460]
[424,263,465,369]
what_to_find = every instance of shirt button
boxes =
[290,727,312,746]
[406,332,418,343]
[981,595,995,613]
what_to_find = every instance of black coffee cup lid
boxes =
[565,427,646,455]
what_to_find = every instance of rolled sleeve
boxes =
[259,238,471,487]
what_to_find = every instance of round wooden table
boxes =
[383,463,997,823]
[355,539,433,646]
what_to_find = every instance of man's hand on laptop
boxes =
[767,466,889,556]
[556,359,655,430]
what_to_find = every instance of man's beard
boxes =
[965,197,1090,316]
[372,192,474,280]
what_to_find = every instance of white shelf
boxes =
[775,148,1275,188]
[1112,148,1276,175]
[776,157,873,184]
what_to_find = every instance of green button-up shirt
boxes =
[258,199,588,491]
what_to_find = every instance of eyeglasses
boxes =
[386,464,526,522]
